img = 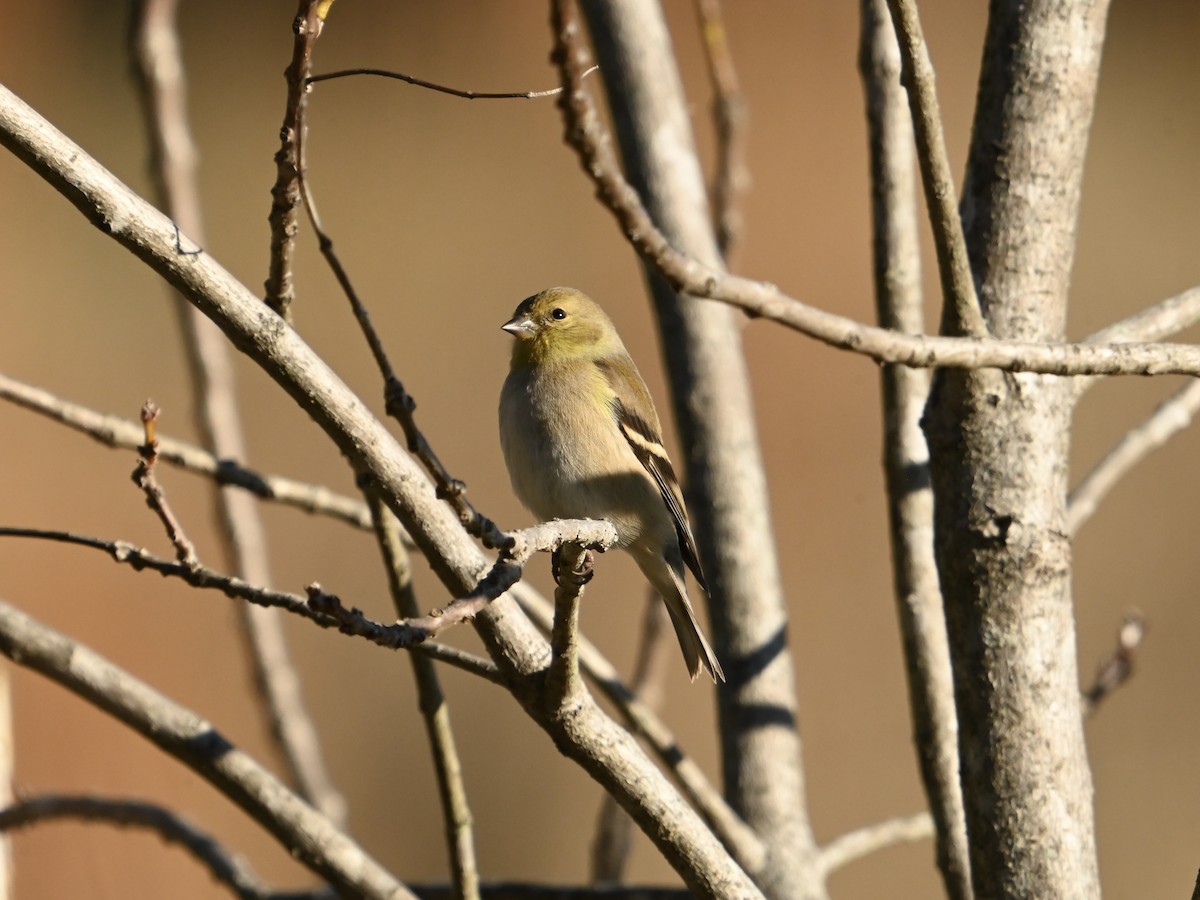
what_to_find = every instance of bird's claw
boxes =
[552,548,595,588]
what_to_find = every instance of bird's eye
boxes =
[550,307,567,320]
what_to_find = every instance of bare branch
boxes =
[1084,284,1200,347]
[0,86,761,894]
[411,642,503,685]
[0,521,610,657]
[693,0,749,263]
[306,65,597,99]
[858,1,969,895]
[129,0,344,825]
[367,493,480,899]
[515,583,767,879]
[0,372,373,531]
[131,401,200,566]
[883,0,985,338]
[288,157,507,550]
[1074,285,1200,401]
[545,545,592,708]
[0,598,413,899]
[264,0,328,320]
[818,813,934,877]
[1068,379,1200,535]
[0,794,329,900]
[547,25,1200,377]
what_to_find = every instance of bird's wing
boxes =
[598,360,708,592]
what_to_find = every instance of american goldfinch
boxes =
[498,287,724,682]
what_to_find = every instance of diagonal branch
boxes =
[0,84,761,896]
[817,813,934,877]
[559,3,814,896]
[883,0,985,338]
[1073,286,1200,401]
[0,794,329,900]
[546,29,1200,377]
[1068,379,1200,535]
[0,372,373,531]
[0,598,412,899]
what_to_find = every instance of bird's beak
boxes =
[502,315,537,338]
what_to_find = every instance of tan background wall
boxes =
[0,2,1197,897]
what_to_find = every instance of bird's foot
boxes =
[552,547,595,588]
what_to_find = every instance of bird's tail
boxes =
[641,557,724,683]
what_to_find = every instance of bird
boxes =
[498,287,724,682]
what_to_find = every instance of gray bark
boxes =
[923,1,1110,896]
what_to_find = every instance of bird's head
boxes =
[502,287,625,367]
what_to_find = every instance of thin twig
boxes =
[883,0,985,338]
[306,66,597,98]
[131,401,199,567]
[0,372,373,531]
[367,492,480,900]
[264,0,328,320]
[0,598,412,899]
[1083,611,1146,716]
[693,0,749,263]
[0,527,489,673]
[3,83,1198,381]
[1068,379,1200,535]
[858,1,969,896]
[1084,285,1200,347]
[292,90,507,552]
[0,794,331,900]
[1074,287,1200,402]
[817,813,934,876]
[130,0,344,825]
[541,22,1200,377]
[0,83,762,895]
[411,642,503,685]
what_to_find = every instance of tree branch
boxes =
[692,0,749,264]
[858,1,969,896]
[547,24,1200,377]
[817,813,934,877]
[559,3,817,896]
[1068,379,1200,535]
[883,0,985,338]
[0,84,760,896]
[0,371,373,531]
[0,598,412,899]
[264,0,328,320]
[0,794,329,900]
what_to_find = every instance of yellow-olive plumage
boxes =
[498,287,723,682]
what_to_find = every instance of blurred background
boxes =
[1,2,1197,897]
